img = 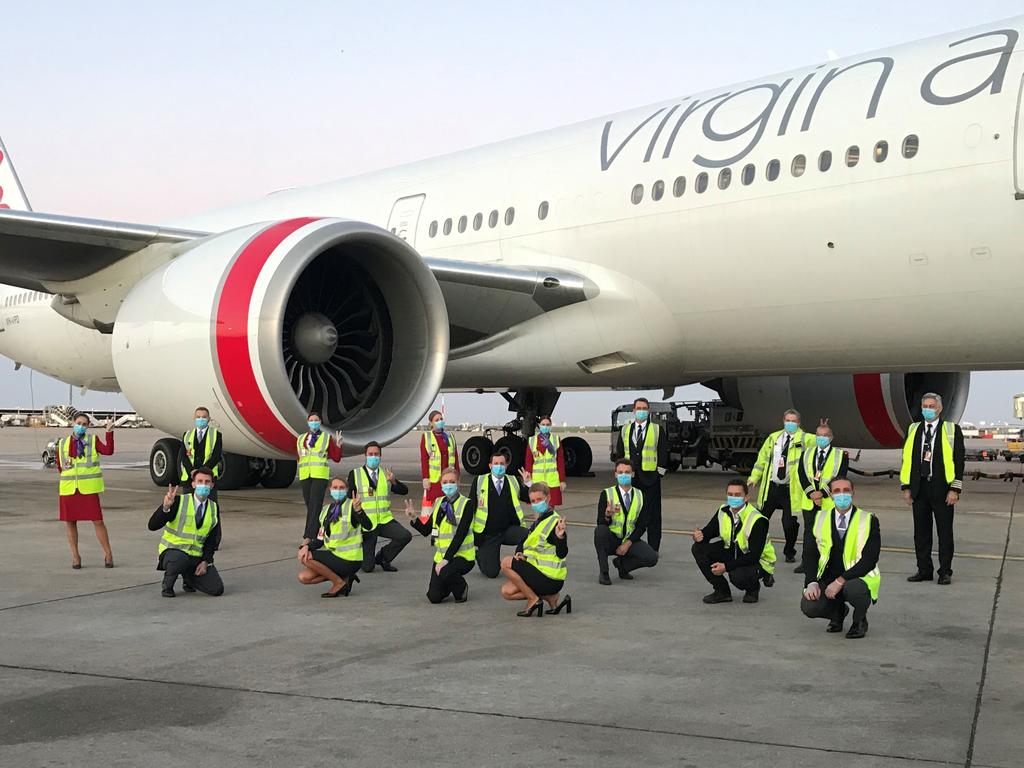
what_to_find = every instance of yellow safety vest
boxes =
[432,495,475,563]
[528,433,561,488]
[812,507,881,601]
[522,514,567,581]
[473,474,523,534]
[900,421,957,487]
[620,422,659,471]
[800,446,845,511]
[354,466,392,528]
[58,435,105,496]
[747,429,814,510]
[297,432,330,480]
[159,495,218,558]
[180,427,221,481]
[318,501,363,561]
[423,430,457,483]
[603,486,644,540]
[717,503,776,574]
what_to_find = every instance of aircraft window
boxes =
[846,146,860,167]
[695,172,708,193]
[631,183,644,204]
[874,140,889,162]
[819,150,832,172]
[538,201,549,220]
[741,164,755,185]
[672,176,686,197]
[473,212,483,230]
[489,210,499,228]
[766,159,781,181]
[651,180,665,201]
[902,134,919,159]
[443,218,452,235]
[792,155,806,177]
[504,207,515,226]
[717,168,732,190]
[429,220,438,238]
[458,215,467,233]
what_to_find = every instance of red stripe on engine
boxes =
[215,217,320,454]
[852,373,904,448]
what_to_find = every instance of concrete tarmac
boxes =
[0,428,1020,767]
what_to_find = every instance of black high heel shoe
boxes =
[340,573,361,597]
[548,595,572,615]
[517,600,544,618]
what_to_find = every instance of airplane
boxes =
[2,16,1022,489]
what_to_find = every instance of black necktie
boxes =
[195,502,205,528]
[923,424,934,477]
[837,513,848,539]
[776,436,790,481]
[817,450,826,473]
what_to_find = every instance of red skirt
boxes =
[59,491,103,522]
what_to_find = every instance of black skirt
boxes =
[511,558,564,597]
[311,549,361,578]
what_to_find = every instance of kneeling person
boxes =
[470,453,529,578]
[297,477,372,597]
[407,468,475,604]
[348,442,411,573]
[801,477,881,639]
[594,459,659,585]
[149,468,223,598]
[691,479,775,604]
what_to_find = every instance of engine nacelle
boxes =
[112,217,448,457]
[708,372,970,448]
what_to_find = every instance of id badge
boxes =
[923,450,932,462]
[431,527,439,538]
[813,472,821,482]
[777,458,786,468]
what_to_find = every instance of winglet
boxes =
[0,138,31,211]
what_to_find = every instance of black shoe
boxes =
[702,591,733,604]
[846,619,868,639]
[785,554,796,563]
[454,583,469,603]
[71,562,82,570]
[793,564,805,574]
[907,572,934,582]
[612,557,634,580]
[548,594,572,615]
[340,573,361,597]
[827,605,849,633]
[379,559,398,573]
[104,559,114,569]
[182,582,197,593]
[761,572,775,588]
[517,599,543,617]
[598,573,612,586]
[161,588,175,598]
[937,574,952,585]
[743,589,759,604]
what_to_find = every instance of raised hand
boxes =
[403,499,416,521]
[554,517,566,539]
[352,496,362,511]
[385,466,395,483]
[605,503,618,521]
[103,418,114,431]
[518,468,531,484]
[422,478,431,491]
[334,430,344,446]
[163,484,178,509]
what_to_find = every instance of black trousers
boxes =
[300,477,329,541]
[639,478,663,550]
[799,508,817,570]
[362,519,413,571]
[912,482,955,577]
[476,525,529,578]
[801,578,871,623]
[762,481,798,558]
[691,539,760,594]
[594,525,659,576]
[426,557,474,603]
[160,549,224,596]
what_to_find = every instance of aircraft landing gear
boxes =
[148,438,296,490]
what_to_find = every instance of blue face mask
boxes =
[784,421,799,434]
[531,500,549,514]
[366,456,381,470]
[921,408,937,421]
[433,420,445,431]
[832,493,853,510]
[726,495,745,509]
[491,464,506,477]
[815,435,831,449]
[616,472,632,487]
[441,482,458,497]
[539,425,551,434]
[73,424,87,437]
[635,409,648,422]
[194,484,212,499]
[330,489,347,501]
[195,417,209,429]
[308,421,321,432]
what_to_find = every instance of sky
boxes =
[1,2,1022,425]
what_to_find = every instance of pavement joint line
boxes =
[0,661,964,766]
[964,478,1019,768]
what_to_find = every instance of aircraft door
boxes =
[1015,74,1024,197]
[386,194,426,246]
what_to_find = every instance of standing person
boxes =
[468,453,529,578]
[747,409,814,564]
[347,442,412,573]
[420,410,458,505]
[523,416,566,507]
[691,479,776,604]
[56,413,115,569]
[148,468,224,598]
[614,397,668,550]
[298,411,343,545]
[801,477,881,638]
[900,392,965,585]
[297,477,370,597]
[178,406,223,500]
[594,459,659,585]
[499,483,571,617]
[405,468,474,604]
[795,420,849,574]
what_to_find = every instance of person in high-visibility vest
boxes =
[56,413,116,569]
[148,467,224,598]
[406,467,474,603]
[177,406,223,499]
[594,458,659,585]
[297,411,343,546]
[801,477,881,639]
[499,482,571,617]
[692,478,776,604]
[899,392,965,585]
[346,442,412,573]
[613,398,667,550]
[468,452,529,578]
[419,410,459,505]
[297,477,372,597]
[747,408,815,565]
[523,416,566,507]
[795,420,849,574]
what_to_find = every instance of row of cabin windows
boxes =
[632,135,920,204]
[427,201,550,238]
[3,291,45,308]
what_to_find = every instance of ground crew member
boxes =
[297,477,371,597]
[56,413,116,569]
[499,483,571,617]
[747,408,814,564]
[298,411,343,544]
[794,419,849,574]
[406,467,474,604]
[420,410,458,504]
[347,442,411,573]
[523,416,566,507]
[178,406,222,500]
[467,453,529,577]
[594,459,659,585]
[900,392,965,585]
[149,467,223,598]
[692,478,775,604]
[614,397,668,550]
[801,477,880,638]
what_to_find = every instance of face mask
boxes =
[635,409,648,422]
[366,456,381,470]
[194,485,212,499]
[73,424,87,437]
[531,500,549,514]
[330,489,347,501]
[815,435,831,449]
[784,421,799,434]
[539,425,551,434]
[921,408,937,421]
[308,421,321,432]
[433,420,445,431]
[441,482,458,497]
[491,464,506,477]
[616,473,632,487]
[195,417,209,429]
[726,495,745,509]
[832,493,853,510]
